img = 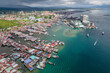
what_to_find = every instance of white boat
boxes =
[102,32,104,35]
[48,61,55,65]
[53,35,56,37]
[36,65,43,70]
[52,55,59,58]
[18,41,21,43]
[94,39,98,46]
[86,33,89,37]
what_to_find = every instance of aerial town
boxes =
[0,11,96,73]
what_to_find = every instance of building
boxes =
[80,15,91,26]
[81,15,89,22]
[82,21,90,26]
[71,20,85,28]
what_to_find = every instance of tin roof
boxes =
[5,67,13,72]
[24,58,32,64]
[30,55,36,60]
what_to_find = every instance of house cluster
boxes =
[0,53,21,73]
[66,15,97,29]
[0,28,64,71]
[0,14,64,72]
[0,11,59,26]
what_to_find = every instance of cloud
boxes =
[22,0,76,7]
[88,0,110,5]
[0,0,110,7]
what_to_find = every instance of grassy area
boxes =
[44,15,55,19]
[34,15,41,19]
[0,19,21,29]
[20,19,30,22]
[67,19,71,22]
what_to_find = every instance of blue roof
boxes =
[36,42,39,44]
[30,55,36,60]
[45,53,48,55]
[38,47,40,49]
[14,56,18,59]
[13,53,19,55]
[8,36,12,37]
[0,58,5,62]
[48,43,51,44]
[29,67,33,71]
[37,51,42,54]
[24,58,32,64]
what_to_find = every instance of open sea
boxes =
[1,8,110,73]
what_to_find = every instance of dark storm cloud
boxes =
[0,0,110,7]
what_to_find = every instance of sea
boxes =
[1,8,110,73]
[36,8,110,73]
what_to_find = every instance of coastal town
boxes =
[0,10,96,73]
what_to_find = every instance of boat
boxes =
[27,43,30,45]
[53,52,57,54]
[48,61,55,65]
[53,35,56,37]
[18,41,21,43]
[36,65,43,70]
[86,33,89,37]
[52,55,59,58]
[94,39,98,46]
[29,33,33,36]
[102,32,104,35]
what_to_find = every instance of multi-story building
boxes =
[81,15,89,22]
[81,15,91,26]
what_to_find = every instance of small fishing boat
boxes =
[18,41,21,43]
[48,61,55,65]
[86,33,89,37]
[36,65,43,70]
[27,43,30,45]
[102,32,104,35]
[94,39,98,46]
[29,33,33,36]
[52,55,59,58]
[53,35,56,37]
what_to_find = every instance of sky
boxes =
[0,0,110,7]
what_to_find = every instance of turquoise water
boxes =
[32,9,110,73]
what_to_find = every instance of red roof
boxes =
[33,50,37,53]
[0,55,2,59]
[23,47,26,50]
[51,44,55,46]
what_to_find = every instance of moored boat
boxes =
[102,32,104,35]
[36,65,43,70]
[48,61,55,65]
[86,33,89,37]
[94,39,98,46]
[52,55,59,58]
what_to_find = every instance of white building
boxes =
[81,15,89,22]
[81,15,91,26]
[29,16,35,20]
